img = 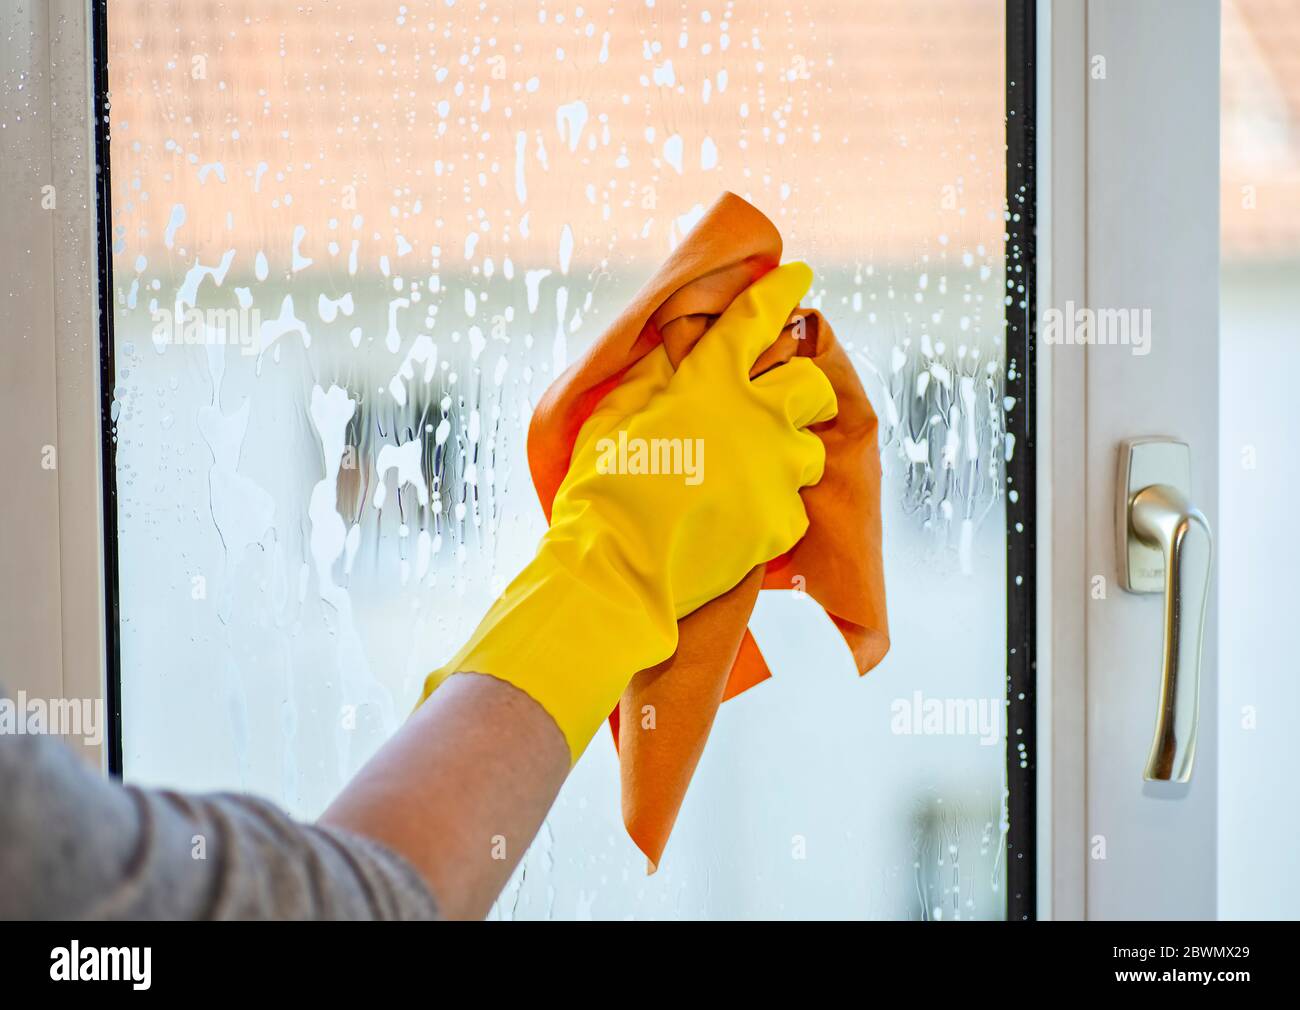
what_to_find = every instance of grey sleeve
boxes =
[0,727,440,921]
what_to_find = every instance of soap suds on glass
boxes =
[106,0,1014,919]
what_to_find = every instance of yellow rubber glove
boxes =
[417,262,838,762]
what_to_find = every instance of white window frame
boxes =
[1038,0,1221,920]
[3,0,1223,920]
[0,0,107,768]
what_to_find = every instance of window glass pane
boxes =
[1219,0,1300,920]
[108,0,1010,918]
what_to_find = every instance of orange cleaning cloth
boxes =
[527,192,890,870]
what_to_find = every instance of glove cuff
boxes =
[416,544,678,764]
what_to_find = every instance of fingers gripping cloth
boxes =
[528,192,890,870]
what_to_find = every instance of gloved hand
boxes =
[416,262,838,762]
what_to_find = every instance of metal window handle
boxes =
[1116,439,1214,783]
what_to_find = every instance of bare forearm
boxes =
[319,672,569,920]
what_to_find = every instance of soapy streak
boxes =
[875,337,1004,572]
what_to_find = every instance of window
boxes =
[103,0,1030,919]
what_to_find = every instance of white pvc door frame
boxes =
[0,0,107,768]
[1038,0,1221,920]
[2,0,1224,922]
